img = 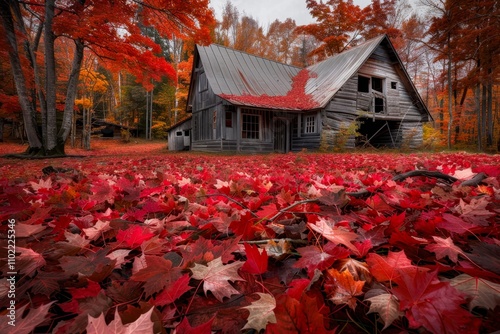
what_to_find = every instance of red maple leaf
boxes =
[116,225,154,248]
[438,213,476,234]
[293,245,335,277]
[366,250,424,284]
[175,316,214,334]
[392,270,480,333]
[153,274,192,306]
[242,243,268,274]
[307,217,359,255]
[267,293,335,334]
[68,279,102,299]
[90,180,115,204]
[425,236,465,263]
[230,212,267,241]
[131,255,182,297]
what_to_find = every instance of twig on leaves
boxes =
[239,238,308,245]
[267,199,318,222]
[198,193,259,218]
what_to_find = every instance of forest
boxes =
[0,0,498,154]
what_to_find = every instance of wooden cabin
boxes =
[171,35,431,152]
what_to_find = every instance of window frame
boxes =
[303,115,317,134]
[241,113,261,140]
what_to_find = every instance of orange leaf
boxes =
[325,269,365,310]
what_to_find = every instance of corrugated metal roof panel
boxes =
[197,44,300,99]
[306,35,385,107]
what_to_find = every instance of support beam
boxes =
[236,107,241,152]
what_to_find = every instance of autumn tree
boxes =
[360,0,408,44]
[264,19,298,64]
[0,0,214,156]
[215,0,240,46]
[425,0,499,150]
[296,0,364,60]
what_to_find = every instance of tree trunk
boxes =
[0,118,4,142]
[476,83,482,151]
[0,1,43,150]
[58,39,84,143]
[44,0,58,151]
[486,70,493,147]
[447,47,453,150]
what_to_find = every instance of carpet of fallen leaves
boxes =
[0,141,499,334]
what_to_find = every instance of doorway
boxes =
[274,119,289,152]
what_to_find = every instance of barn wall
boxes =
[323,44,427,149]
[192,107,276,153]
[400,121,424,149]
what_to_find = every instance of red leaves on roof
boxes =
[220,69,319,110]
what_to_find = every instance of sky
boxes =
[209,0,373,27]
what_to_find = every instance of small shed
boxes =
[167,116,192,151]
[176,34,432,152]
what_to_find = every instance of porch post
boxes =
[286,119,291,152]
[297,114,301,138]
[236,107,241,152]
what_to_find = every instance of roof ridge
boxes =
[305,34,386,70]
[200,43,303,70]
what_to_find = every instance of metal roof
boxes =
[194,35,430,118]
[196,44,301,98]
[306,35,386,108]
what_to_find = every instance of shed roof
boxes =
[166,115,192,132]
[193,35,430,117]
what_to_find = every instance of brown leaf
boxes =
[242,293,277,331]
[365,290,403,330]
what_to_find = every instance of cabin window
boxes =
[225,111,233,128]
[304,115,316,133]
[175,131,183,137]
[372,77,384,93]
[183,130,190,136]
[374,98,384,113]
[358,76,370,93]
[242,114,260,139]
[391,81,397,89]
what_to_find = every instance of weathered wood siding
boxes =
[400,121,424,149]
[323,44,426,149]
[167,120,191,151]
[191,103,276,152]
[291,112,321,151]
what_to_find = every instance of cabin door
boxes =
[274,119,289,153]
[183,130,190,148]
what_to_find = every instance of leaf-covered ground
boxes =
[1,141,499,333]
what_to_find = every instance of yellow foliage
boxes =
[75,98,92,109]
[422,123,445,149]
